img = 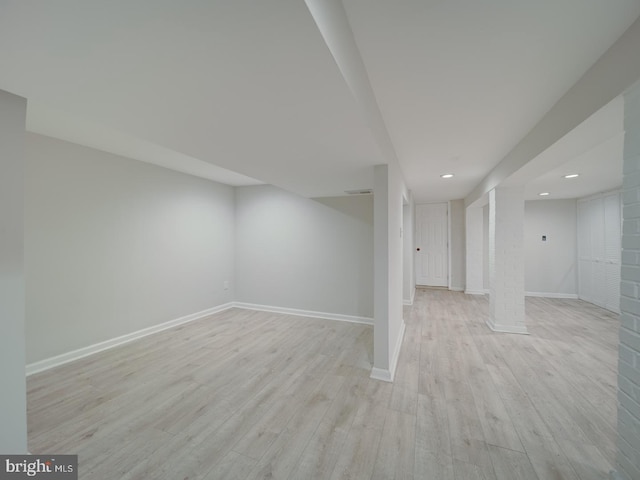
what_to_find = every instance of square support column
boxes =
[371,163,406,382]
[465,205,484,295]
[487,187,527,334]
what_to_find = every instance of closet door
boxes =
[603,192,621,312]
[577,200,593,303]
[590,197,606,308]
[577,191,621,313]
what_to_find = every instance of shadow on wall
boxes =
[314,194,374,224]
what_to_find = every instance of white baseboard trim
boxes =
[450,287,464,292]
[579,296,620,314]
[26,303,234,376]
[525,291,578,299]
[485,318,529,335]
[465,290,486,295]
[371,320,406,383]
[370,367,393,382]
[390,320,406,380]
[233,302,374,326]
[26,302,373,377]
[403,287,416,306]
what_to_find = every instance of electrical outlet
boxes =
[223,280,229,290]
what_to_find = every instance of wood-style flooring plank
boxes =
[27,290,620,480]
[488,444,539,480]
[370,409,416,480]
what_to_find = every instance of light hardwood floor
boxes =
[28,289,620,479]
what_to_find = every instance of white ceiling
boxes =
[524,134,624,201]
[521,97,625,201]
[1,0,639,201]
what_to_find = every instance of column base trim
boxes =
[485,318,529,335]
[370,367,393,382]
[525,291,578,299]
[370,320,406,383]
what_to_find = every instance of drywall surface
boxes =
[465,205,484,294]
[386,162,408,376]
[371,162,408,380]
[449,199,466,291]
[0,89,28,453]
[403,200,415,303]
[235,184,373,318]
[483,204,490,290]
[524,199,578,296]
[25,133,235,363]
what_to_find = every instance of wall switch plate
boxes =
[223,280,229,290]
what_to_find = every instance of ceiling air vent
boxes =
[345,189,373,195]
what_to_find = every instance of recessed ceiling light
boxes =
[563,174,580,179]
[440,173,454,178]
[539,192,550,196]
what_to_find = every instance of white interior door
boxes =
[577,192,621,313]
[415,203,448,287]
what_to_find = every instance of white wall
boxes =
[372,162,407,381]
[449,199,465,291]
[25,133,235,363]
[483,204,490,290]
[234,185,373,318]
[0,90,28,453]
[524,199,578,297]
[403,199,415,304]
[387,163,406,375]
[465,205,484,294]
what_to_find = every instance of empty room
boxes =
[2,1,640,480]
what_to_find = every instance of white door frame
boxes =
[414,202,449,287]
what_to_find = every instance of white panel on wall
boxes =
[577,191,621,313]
